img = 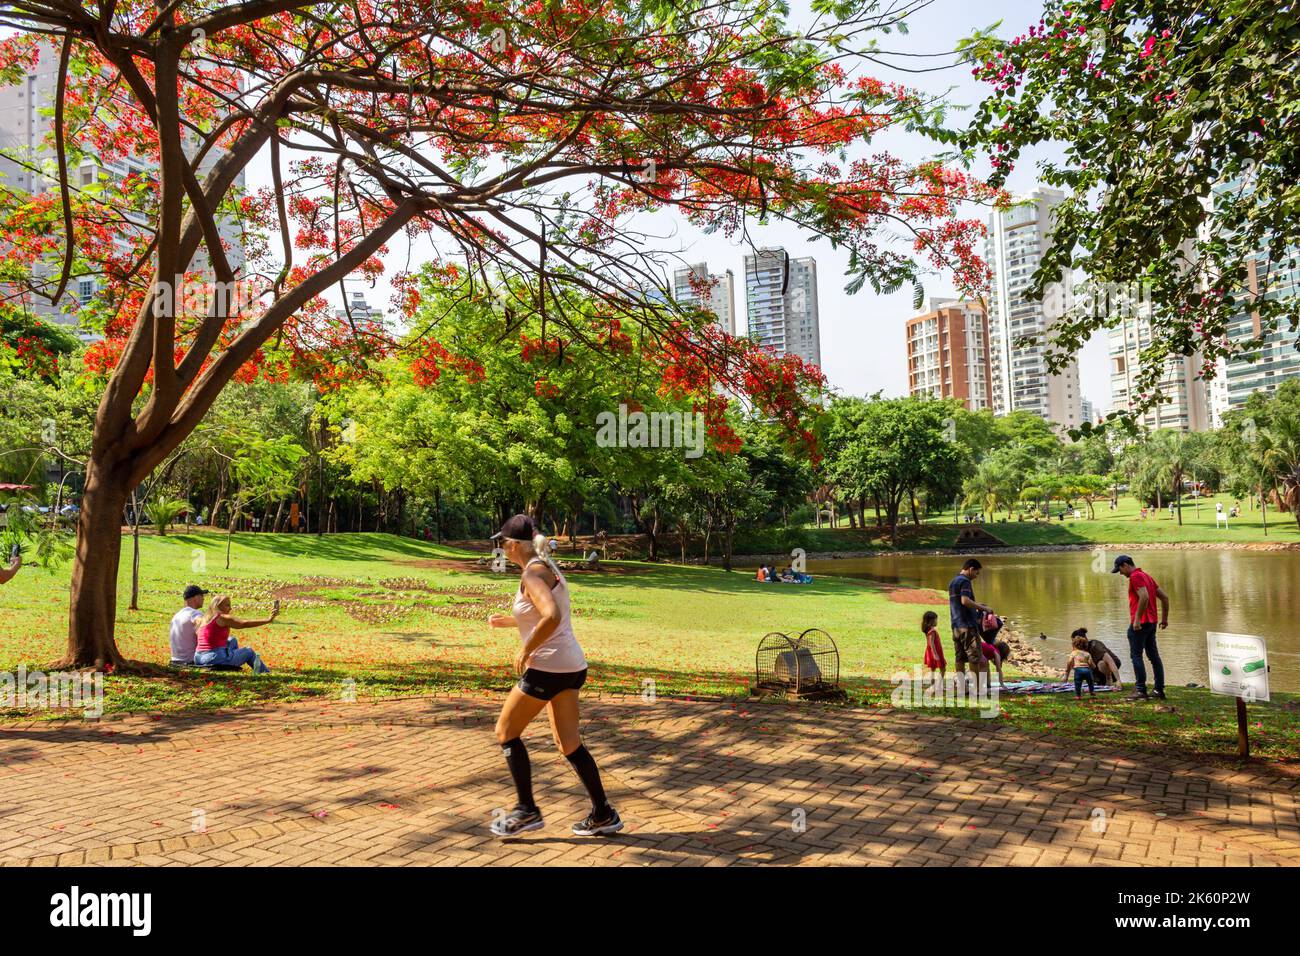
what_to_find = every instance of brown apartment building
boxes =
[905,298,994,411]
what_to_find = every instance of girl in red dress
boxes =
[921,610,945,685]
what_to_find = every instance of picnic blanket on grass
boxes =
[996,680,1118,694]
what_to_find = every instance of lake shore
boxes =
[998,623,1056,679]
[726,538,1300,565]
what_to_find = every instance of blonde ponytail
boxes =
[532,531,563,578]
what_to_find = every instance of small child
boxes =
[1064,634,1096,698]
[921,610,945,685]
[983,639,1012,690]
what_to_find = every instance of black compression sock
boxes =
[500,737,536,812]
[564,744,610,815]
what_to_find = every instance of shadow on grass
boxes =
[170,531,467,563]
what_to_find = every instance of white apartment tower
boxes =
[742,247,821,366]
[1209,247,1300,426]
[1109,306,1210,431]
[986,187,1083,430]
[672,263,736,335]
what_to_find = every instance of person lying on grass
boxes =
[193,594,277,674]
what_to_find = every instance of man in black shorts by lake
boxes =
[949,558,993,693]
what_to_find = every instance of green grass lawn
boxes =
[1,530,1297,767]
[762,494,1300,553]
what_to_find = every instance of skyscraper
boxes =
[337,289,383,324]
[1208,248,1300,426]
[905,298,993,411]
[1108,307,1210,431]
[985,187,1083,430]
[672,263,736,335]
[742,247,820,366]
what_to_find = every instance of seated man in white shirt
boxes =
[169,585,209,665]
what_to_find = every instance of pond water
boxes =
[806,550,1300,693]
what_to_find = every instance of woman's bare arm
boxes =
[219,611,277,629]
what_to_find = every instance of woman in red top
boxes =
[194,594,277,673]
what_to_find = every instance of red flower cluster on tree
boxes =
[411,338,486,386]
[649,320,826,461]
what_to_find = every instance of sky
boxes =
[626,0,1112,410]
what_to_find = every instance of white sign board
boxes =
[1206,631,1269,703]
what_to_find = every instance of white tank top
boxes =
[512,559,587,673]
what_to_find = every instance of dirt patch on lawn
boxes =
[230,575,513,625]
[884,586,948,605]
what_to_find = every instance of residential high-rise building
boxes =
[1108,307,1210,431]
[1081,397,1096,425]
[905,298,993,411]
[985,187,1083,431]
[0,42,243,336]
[1208,248,1300,426]
[337,289,382,323]
[672,263,736,335]
[742,247,821,366]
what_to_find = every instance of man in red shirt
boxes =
[1112,555,1170,701]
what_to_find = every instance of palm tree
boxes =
[1151,430,1198,526]
[143,496,191,536]
[1259,407,1300,530]
[963,459,1014,521]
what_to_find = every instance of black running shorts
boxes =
[517,667,588,701]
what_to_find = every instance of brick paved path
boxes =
[2,695,1298,866]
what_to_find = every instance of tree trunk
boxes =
[316,419,326,536]
[62,464,132,668]
[128,488,142,611]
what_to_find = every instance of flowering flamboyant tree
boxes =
[0,0,992,667]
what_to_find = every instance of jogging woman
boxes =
[486,514,622,838]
